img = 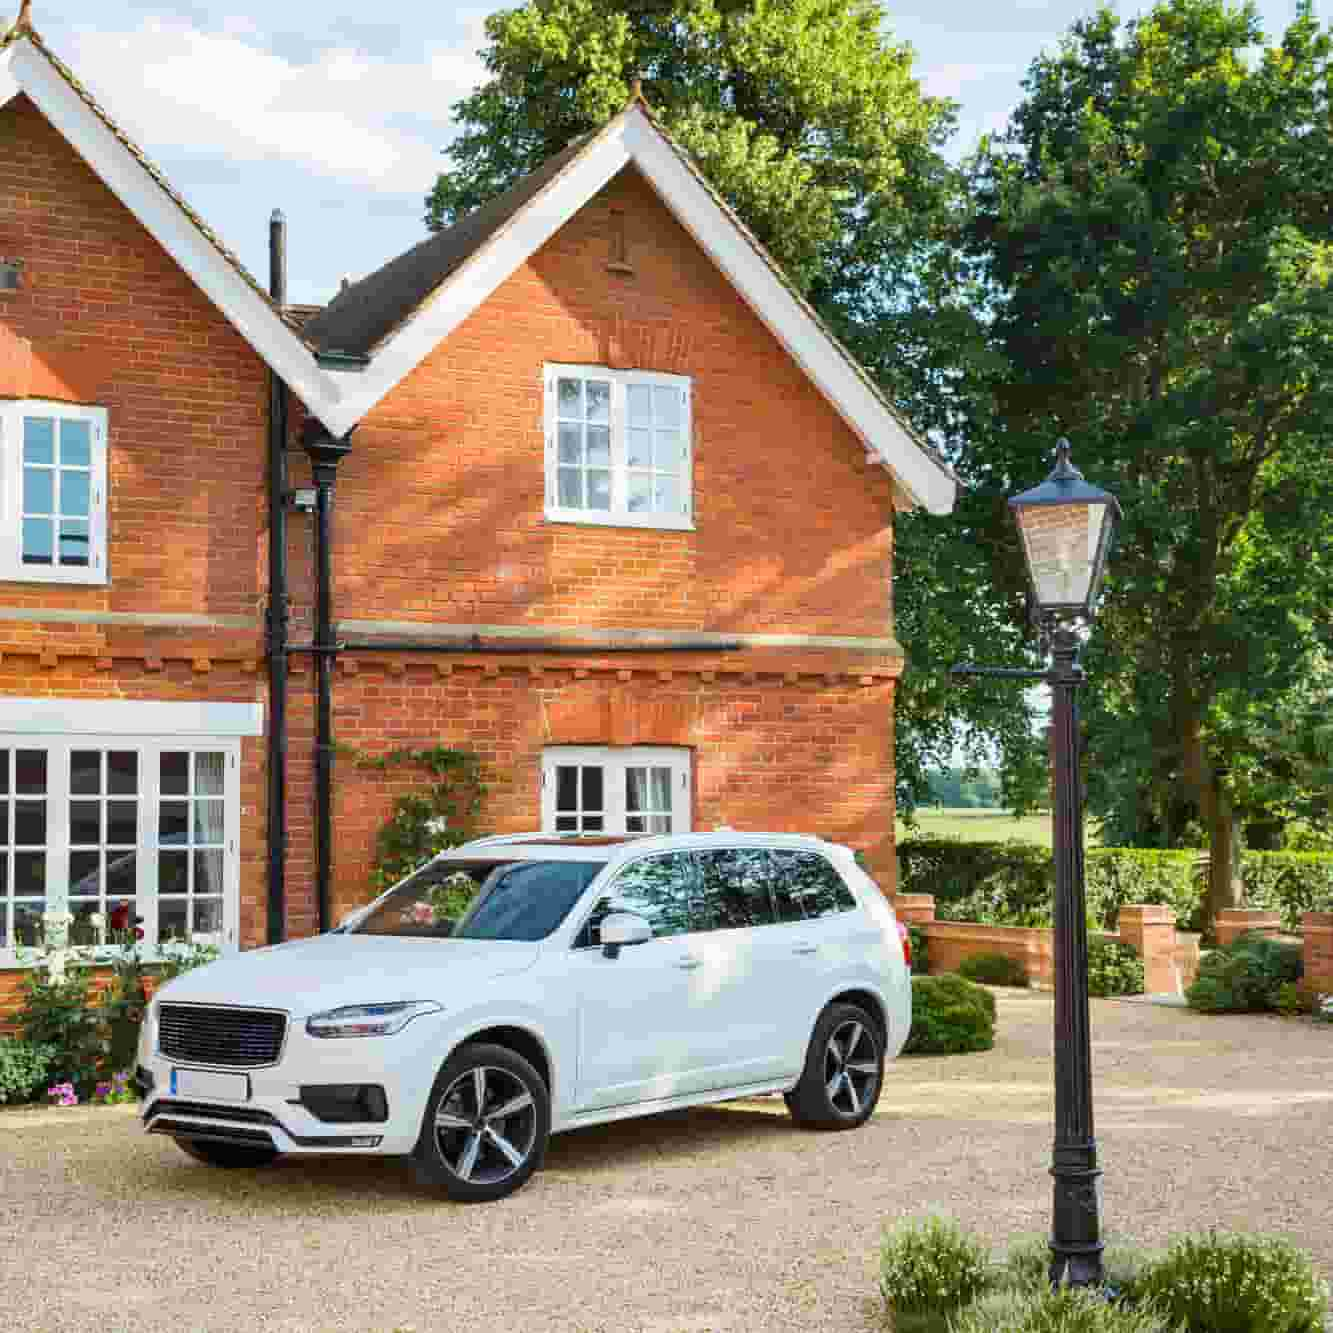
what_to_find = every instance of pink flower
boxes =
[411,901,434,924]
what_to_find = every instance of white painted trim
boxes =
[623,115,955,514]
[0,698,263,736]
[541,745,692,836]
[5,39,347,437]
[318,118,635,435]
[0,46,18,110]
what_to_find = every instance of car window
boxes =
[769,850,857,919]
[575,852,694,947]
[354,859,603,941]
[693,848,776,931]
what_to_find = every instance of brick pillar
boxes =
[1303,912,1333,996]
[892,893,935,925]
[1215,909,1281,949]
[1117,904,1178,995]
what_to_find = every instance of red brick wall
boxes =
[301,167,897,640]
[0,95,268,621]
[307,657,897,928]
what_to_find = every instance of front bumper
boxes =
[137,1012,445,1156]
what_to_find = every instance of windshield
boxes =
[352,858,604,942]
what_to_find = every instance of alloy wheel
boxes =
[823,1019,880,1117]
[433,1064,539,1186]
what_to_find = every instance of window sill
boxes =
[543,509,695,533]
[0,568,108,588]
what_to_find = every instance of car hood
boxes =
[153,933,541,1017]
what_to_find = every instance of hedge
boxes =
[897,838,1333,932]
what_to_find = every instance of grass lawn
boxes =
[897,806,1103,848]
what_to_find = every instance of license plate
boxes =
[170,1069,250,1102]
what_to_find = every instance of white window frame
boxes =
[543,364,693,530]
[0,698,260,965]
[0,399,109,585]
[541,746,692,836]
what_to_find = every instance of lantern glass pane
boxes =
[1017,502,1108,609]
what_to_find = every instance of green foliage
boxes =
[924,766,1004,809]
[897,839,1053,926]
[1242,853,1333,930]
[878,1215,990,1325]
[1272,982,1309,1017]
[1085,850,1202,932]
[0,1039,57,1105]
[347,746,485,892]
[425,0,954,291]
[1086,937,1145,998]
[1135,1232,1329,1333]
[908,925,929,976]
[973,0,1333,888]
[16,966,102,1096]
[904,974,996,1055]
[949,1287,1170,1333]
[999,1236,1153,1301]
[155,939,222,986]
[1186,932,1304,1013]
[958,951,1029,988]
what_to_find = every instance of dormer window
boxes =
[0,401,108,584]
[543,365,692,530]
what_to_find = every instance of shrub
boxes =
[1135,1232,1329,1332]
[1273,982,1309,1016]
[16,966,103,1096]
[1086,937,1145,998]
[1185,932,1303,1014]
[1085,849,1200,931]
[897,838,1053,925]
[1242,852,1333,930]
[949,1286,1169,1333]
[878,1215,990,1326]
[908,925,929,975]
[958,951,1029,988]
[904,974,996,1055]
[999,1236,1153,1303]
[0,1039,58,1105]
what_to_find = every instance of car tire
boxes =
[411,1042,550,1203]
[784,1002,885,1130]
[175,1138,281,1169]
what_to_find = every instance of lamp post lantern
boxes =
[954,438,1120,1289]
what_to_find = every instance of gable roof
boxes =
[0,17,347,432]
[310,101,955,513]
[1,14,954,512]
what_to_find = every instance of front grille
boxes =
[157,1004,286,1067]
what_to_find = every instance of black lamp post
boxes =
[954,439,1121,1288]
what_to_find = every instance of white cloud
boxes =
[918,61,1022,101]
[64,17,486,195]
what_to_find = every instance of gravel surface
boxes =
[2,991,1330,1332]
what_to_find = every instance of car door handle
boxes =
[675,955,703,971]
[792,943,819,956]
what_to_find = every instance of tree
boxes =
[425,0,1047,816]
[967,0,1333,926]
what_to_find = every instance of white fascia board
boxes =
[623,113,957,515]
[319,121,634,436]
[0,47,19,110]
[9,41,347,434]
[0,697,263,737]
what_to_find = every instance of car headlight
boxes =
[306,1001,442,1039]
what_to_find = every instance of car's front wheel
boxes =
[412,1042,550,1202]
[175,1138,280,1169]
[784,1002,884,1130]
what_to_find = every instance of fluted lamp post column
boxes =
[953,439,1121,1288]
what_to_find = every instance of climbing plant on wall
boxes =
[345,746,486,892]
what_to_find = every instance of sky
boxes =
[16,0,1322,306]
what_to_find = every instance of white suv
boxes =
[136,832,911,1202]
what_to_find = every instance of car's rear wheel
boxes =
[175,1138,280,1169]
[412,1042,550,1202]
[784,1002,884,1130]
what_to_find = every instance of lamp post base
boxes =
[1049,1140,1104,1287]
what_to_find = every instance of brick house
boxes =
[0,12,955,995]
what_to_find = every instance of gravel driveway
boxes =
[2,991,1330,1332]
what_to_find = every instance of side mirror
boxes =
[600,911,651,958]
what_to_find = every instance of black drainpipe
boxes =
[265,210,289,945]
[302,421,352,933]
